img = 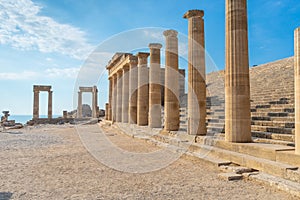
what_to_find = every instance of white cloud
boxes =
[0,0,95,60]
[0,67,79,80]
[0,71,38,80]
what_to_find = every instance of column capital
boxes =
[149,43,162,49]
[163,29,178,37]
[136,52,150,59]
[183,10,204,19]
[123,65,130,72]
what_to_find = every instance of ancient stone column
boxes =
[48,91,53,119]
[122,66,130,123]
[163,30,180,131]
[129,57,138,124]
[108,77,113,120]
[33,89,39,119]
[295,27,300,154]
[105,103,109,120]
[184,10,207,136]
[77,91,83,118]
[116,70,123,122]
[112,74,117,122]
[137,52,150,126]
[92,86,98,118]
[225,0,252,142]
[149,43,162,128]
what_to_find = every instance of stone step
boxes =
[189,142,299,182]
[251,120,294,128]
[251,131,294,142]
[252,108,294,113]
[251,125,294,134]
[251,112,294,117]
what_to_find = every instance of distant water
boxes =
[9,115,61,124]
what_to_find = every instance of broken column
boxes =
[295,27,300,154]
[149,43,162,128]
[163,30,180,131]
[116,70,123,122]
[137,52,150,126]
[184,10,207,135]
[122,66,130,123]
[129,57,138,124]
[225,0,252,142]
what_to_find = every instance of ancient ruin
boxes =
[33,85,53,119]
[77,86,99,118]
[225,0,252,142]
[295,27,300,154]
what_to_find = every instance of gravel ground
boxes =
[0,123,298,200]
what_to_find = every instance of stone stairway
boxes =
[204,57,295,142]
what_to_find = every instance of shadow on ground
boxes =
[0,192,13,200]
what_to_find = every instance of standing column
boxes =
[92,86,98,118]
[108,77,113,120]
[295,27,300,154]
[137,52,150,126]
[184,10,207,135]
[116,70,123,122]
[149,43,162,128]
[163,30,180,131]
[48,91,53,119]
[105,103,109,120]
[225,0,251,142]
[77,91,83,118]
[129,57,138,124]
[122,66,130,123]
[112,74,117,122]
[33,87,39,119]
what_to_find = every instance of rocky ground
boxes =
[0,123,298,200]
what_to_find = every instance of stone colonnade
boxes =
[33,85,53,119]
[77,86,98,118]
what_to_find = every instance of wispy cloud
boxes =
[0,67,79,80]
[0,0,94,60]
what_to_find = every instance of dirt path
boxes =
[0,124,297,200]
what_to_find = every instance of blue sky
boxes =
[0,0,300,115]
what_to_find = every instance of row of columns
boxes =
[105,0,300,156]
[107,32,182,131]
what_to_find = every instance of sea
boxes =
[9,115,61,124]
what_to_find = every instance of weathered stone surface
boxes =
[225,0,252,142]
[149,43,162,128]
[32,85,52,120]
[163,30,180,131]
[295,27,300,154]
[184,9,206,136]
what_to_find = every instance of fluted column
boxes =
[116,70,123,122]
[149,43,162,128]
[48,91,53,119]
[105,103,109,120]
[163,30,180,131]
[129,57,138,124]
[295,27,300,154]
[77,91,82,118]
[225,0,251,142]
[137,52,150,126]
[112,74,117,122]
[33,88,39,119]
[108,77,112,120]
[184,10,207,135]
[122,66,130,123]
